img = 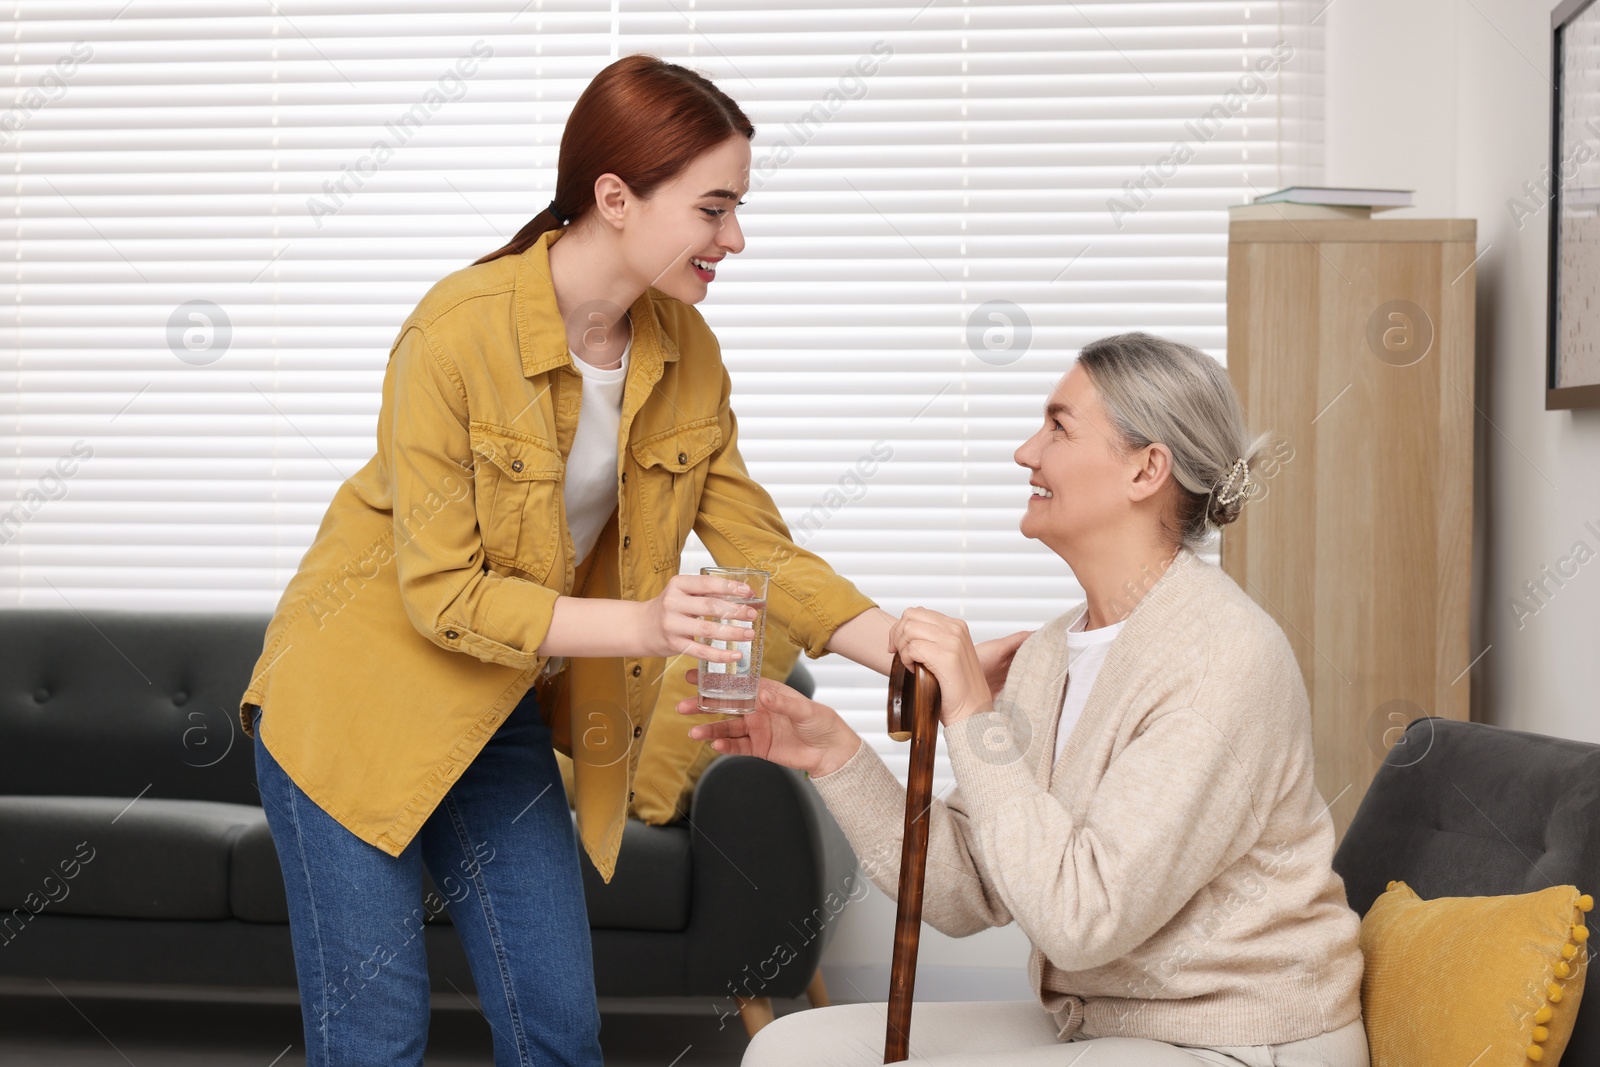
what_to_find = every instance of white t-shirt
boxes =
[562,329,631,568]
[1051,611,1126,769]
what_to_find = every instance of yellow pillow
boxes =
[1359,880,1593,1065]
[554,632,802,825]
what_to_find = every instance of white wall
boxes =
[1325,0,1600,743]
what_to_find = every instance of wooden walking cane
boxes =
[883,654,941,1064]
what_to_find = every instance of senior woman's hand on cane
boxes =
[889,607,1011,727]
[676,672,863,778]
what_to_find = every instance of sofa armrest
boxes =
[683,753,860,1001]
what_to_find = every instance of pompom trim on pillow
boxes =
[1385,880,1594,1063]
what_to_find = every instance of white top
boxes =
[562,330,631,568]
[1051,611,1126,769]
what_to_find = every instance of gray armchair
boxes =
[1331,716,1600,1063]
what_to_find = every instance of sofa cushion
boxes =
[0,796,260,921]
[0,611,269,808]
[1358,880,1592,1066]
[581,817,691,931]
[229,815,288,923]
[233,808,692,932]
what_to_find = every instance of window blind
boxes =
[2,0,1322,790]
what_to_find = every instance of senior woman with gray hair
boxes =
[680,332,1370,1067]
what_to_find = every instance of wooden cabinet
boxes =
[1222,214,1478,846]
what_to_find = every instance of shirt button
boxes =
[621,471,627,484]
[623,535,631,549]
[677,451,688,465]
[444,629,460,640]
[633,724,643,738]
[510,459,524,473]
[631,664,642,677]
[628,790,636,803]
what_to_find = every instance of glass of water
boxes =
[697,566,769,714]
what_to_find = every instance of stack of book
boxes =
[1230,186,1414,220]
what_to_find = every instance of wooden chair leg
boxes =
[805,970,831,1009]
[738,995,775,1038]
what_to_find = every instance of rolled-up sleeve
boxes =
[386,324,560,669]
[692,363,878,659]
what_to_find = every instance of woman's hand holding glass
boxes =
[641,574,760,663]
[677,673,863,778]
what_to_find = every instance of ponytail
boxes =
[472,207,566,266]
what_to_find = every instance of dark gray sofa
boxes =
[1332,716,1600,1062]
[0,610,856,1035]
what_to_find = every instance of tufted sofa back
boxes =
[0,610,269,806]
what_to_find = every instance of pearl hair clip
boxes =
[1215,457,1260,507]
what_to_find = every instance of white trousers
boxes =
[742,1000,1370,1067]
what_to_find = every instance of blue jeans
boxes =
[252,686,603,1067]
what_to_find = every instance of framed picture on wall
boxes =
[1549,0,1600,409]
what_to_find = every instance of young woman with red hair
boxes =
[239,53,1024,1067]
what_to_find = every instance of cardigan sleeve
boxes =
[942,704,1263,973]
[807,734,1015,937]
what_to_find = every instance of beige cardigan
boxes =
[809,546,1365,1045]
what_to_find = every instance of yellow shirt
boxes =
[238,226,876,882]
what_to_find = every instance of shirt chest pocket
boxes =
[469,421,564,584]
[628,417,722,572]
